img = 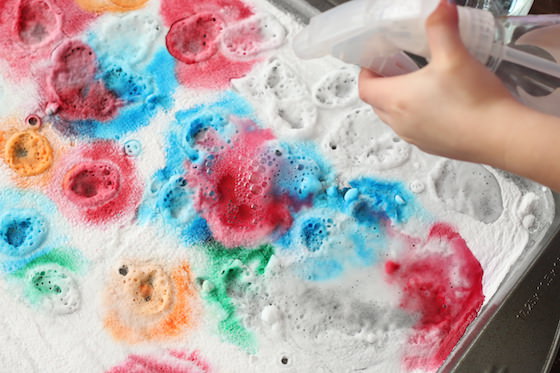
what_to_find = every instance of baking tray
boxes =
[266,0,560,371]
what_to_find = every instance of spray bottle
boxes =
[292,0,560,116]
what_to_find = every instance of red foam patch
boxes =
[160,0,259,89]
[107,349,210,373]
[386,223,484,371]
[0,0,96,78]
[51,141,142,225]
[45,40,120,121]
[186,119,293,248]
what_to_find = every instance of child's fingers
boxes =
[358,68,394,110]
[425,0,469,63]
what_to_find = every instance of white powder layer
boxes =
[0,0,555,372]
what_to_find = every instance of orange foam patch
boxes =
[3,130,53,176]
[74,0,149,12]
[0,118,69,188]
[104,261,198,343]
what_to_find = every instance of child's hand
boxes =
[358,0,521,165]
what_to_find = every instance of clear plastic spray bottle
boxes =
[293,0,560,116]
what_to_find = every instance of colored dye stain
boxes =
[107,350,210,373]
[0,189,71,273]
[349,178,419,225]
[386,223,484,371]
[137,93,252,247]
[47,40,120,122]
[187,121,293,248]
[0,210,47,257]
[74,0,148,13]
[300,218,327,252]
[16,0,61,46]
[55,45,178,139]
[4,130,53,176]
[0,0,96,75]
[63,161,120,207]
[166,14,224,65]
[52,141,142,224]
[197,242,273,351]
[104,261,197,343]
[11,247,85,279]
[23,264,81,314]
[161,0,258,89]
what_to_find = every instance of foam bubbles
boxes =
[26,264,81,315]
[104,260,196,342]
[166,13,224,65]
[430,160,504,224]
[312,68,359,108]
[62,161,121,208]
[269,98,317,138]
[93,12,161,65]
[0,209,48,257]
[4,130,53,176]
[220,14,286,60]
[123,139,141,157]
[324,107,411,170]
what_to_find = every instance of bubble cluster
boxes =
[104,260,197,343]
[4,130,53,177]
[324,107,411,170]
[312,68,359,108]
[26,264,80,315]
[0,209,48,257]
[166,14,224,65]
[186,122,293,248]
[161,0,258,89]
[52,141,142,224]
[220,14,286,60]
[234,58,318,139]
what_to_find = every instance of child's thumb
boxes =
[425,0,469,62]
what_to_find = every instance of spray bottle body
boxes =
[492,16,560,116]
[293,0,560,116]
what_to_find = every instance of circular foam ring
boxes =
[62,161,121,208]
[4,130,53,177]
[0,209,48,257]
[118,263,172,316]
[165,13,224,65]
[27,264,81,315]
[123,140,141,157]
[25,115,42,128]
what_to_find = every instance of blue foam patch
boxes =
[0,190,68,273]
[274,142,332,202]
[138,92,257,248]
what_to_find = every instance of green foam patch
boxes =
[197,242,274,353]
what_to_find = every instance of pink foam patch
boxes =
[386,223,484,371]
[186,119,293,248]
[0,0,96,78]
[51,141,142,225]
[160,0,260,89]
[107,349,210,373]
